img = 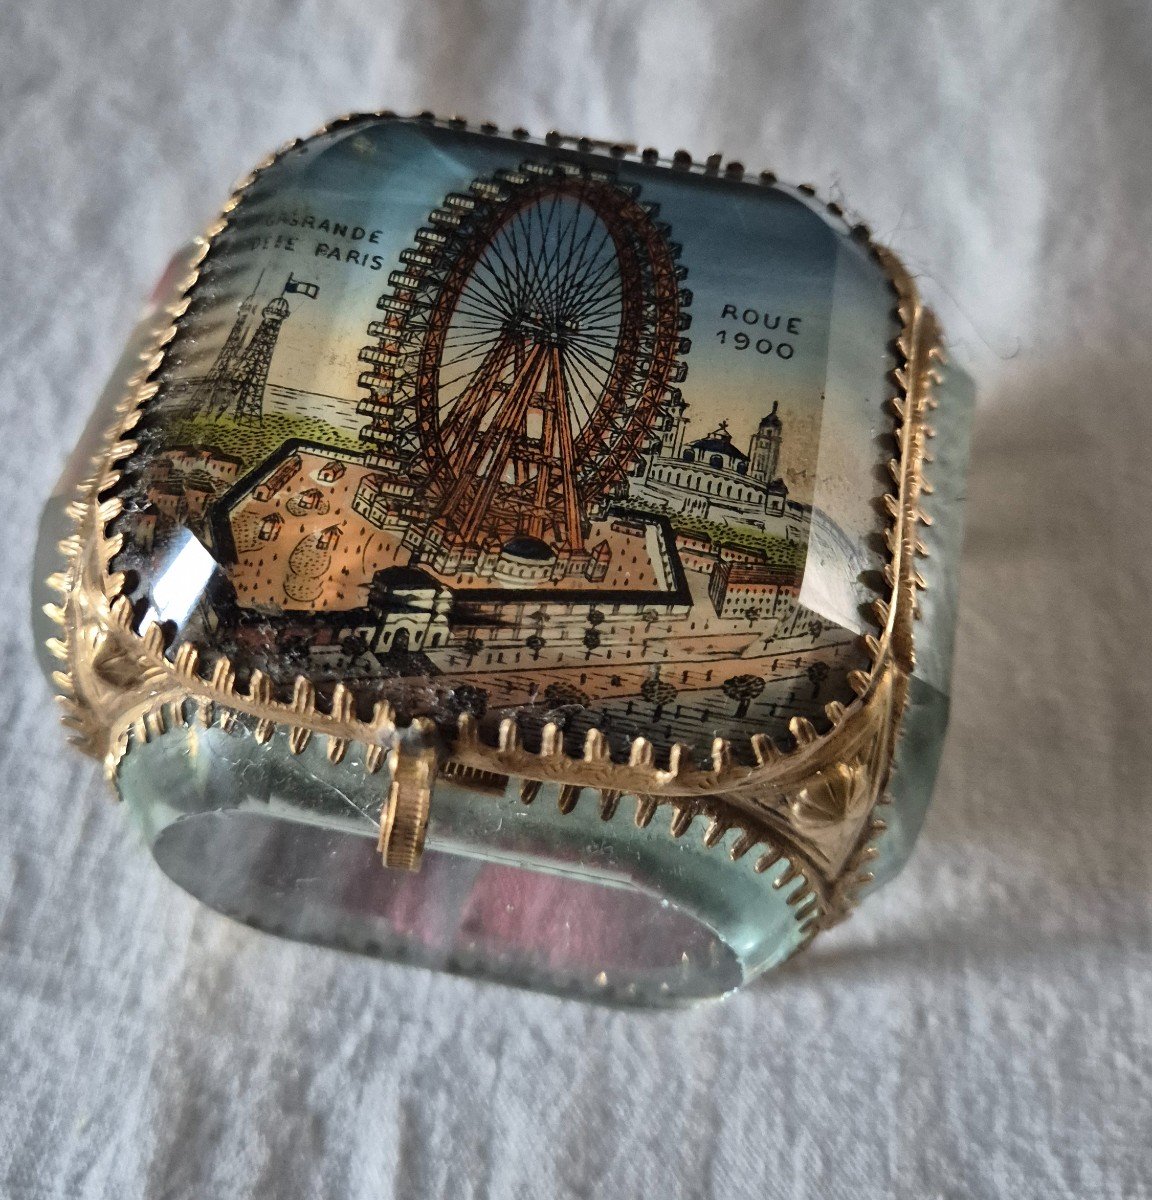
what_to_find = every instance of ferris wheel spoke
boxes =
[441,335,503,366]
[514,195,557,313]
[564,360,619,431]
[564,367,613,424]
[538,202,590,315]
[562,337,612,398]
[444,301,508,331]
[571,321,624,356]
[571,324,623,346]
[530,191,567,302]
[554,216,613,319]
[479,231,532,314]
[458,263,518,324]
[438,332,508,382]
[573,287,624,323]
[501,210,539,309]
[439,339,502,373]
[566,338,620,370]
[554,213,614,309]
[442,327,506,364]
[560,340,607,399]
[467,249,519,314]
[540,196,583,314]
[442,317,505,342]
[561,244,615,321]
[444,301,508,336]
[442,328,506,358]
[557,352,599,433]
[566,309,623,339]
[533,233,572,317]
[570,327,623,357]
[551,203,591,314]
[571,267,623,308]
[560,247,622,323]
[447,305,512,342]
[448,293,507,319]
[448,316,507,351]
[440,358,499,394]
[561,372,610,455]
[484,212,534,305]
[460,278,515,329]
[569,274,624,320]
[564,337,620,376]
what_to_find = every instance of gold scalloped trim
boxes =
[118,690,827,945]
[42,110,944,949]
[820,337,945,929]
[96,112,930,776]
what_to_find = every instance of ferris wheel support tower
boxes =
[355,159,692,581]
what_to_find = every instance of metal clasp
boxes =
[378,718,440,871]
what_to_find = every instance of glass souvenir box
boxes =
[36,114,973,1006]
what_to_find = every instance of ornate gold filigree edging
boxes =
[43,110,942,947]
[818,292,945,930]
[120,693,826,941]
[90,111,928,780]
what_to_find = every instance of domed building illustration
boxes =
[629,401,789,521]
[356,565,452,656]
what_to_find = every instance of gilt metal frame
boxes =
[41,111,942,947]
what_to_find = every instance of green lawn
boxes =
[164,411,362,471]
[627,500,807,571]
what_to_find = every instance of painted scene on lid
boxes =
[112,118,895,763]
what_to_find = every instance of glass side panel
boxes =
[118,716,810,1006]
[869,360,976,890]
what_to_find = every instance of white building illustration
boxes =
[628,400,788,521]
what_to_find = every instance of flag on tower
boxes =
[284,275,319,299]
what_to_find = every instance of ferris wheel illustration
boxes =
[357,158,692,574]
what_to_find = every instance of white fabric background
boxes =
[2,2,1151,1197]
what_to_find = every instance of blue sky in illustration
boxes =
[161,117,896,633]
[179,120,897,517]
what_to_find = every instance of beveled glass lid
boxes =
[109,115,898,769]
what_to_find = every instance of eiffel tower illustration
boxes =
[192,273,318,422]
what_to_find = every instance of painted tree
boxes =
[805,660,830,699]
[448,683,489,719]
[722,673,765,718]
[340,634,369,662]
[640,671,678,719]
[280,634,309,666]
[525,634,546,660]
[582,628,602,659]
[523,607,547,642]
[460,636,484,665]
[543,681,590,709]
